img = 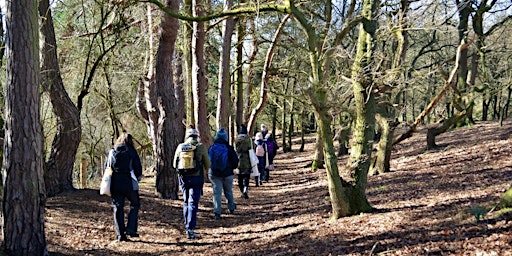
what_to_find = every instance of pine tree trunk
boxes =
[192,0,212,148]
[3,0,47,253]
[154,0,181,199]
[216,0,234,130]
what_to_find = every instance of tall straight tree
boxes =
[39,0,82,197]
[192,0,213,147]
[138,0,185,199]
[216,0,235,130]
[3,0,47,254]
[153,0,183,199]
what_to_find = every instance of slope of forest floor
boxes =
[41,121,512,255]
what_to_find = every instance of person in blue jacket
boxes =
[208,127,239,220]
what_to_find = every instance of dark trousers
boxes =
[179,175,203,231]
[238,173,250,193]
[112,189,140,238]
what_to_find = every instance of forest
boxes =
[1,0,512,255]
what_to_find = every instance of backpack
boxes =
[265,140,276,158]
[177,143,199,176]
[209,143,229,174]
[255,143,265,157]
[111,146,132,173]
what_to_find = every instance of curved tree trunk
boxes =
[39,0,82,197]
[3,0,47,253]
[247,15,290,134]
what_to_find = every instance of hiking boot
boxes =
[243,192,249,199]
[126,232,140,238]
[214,213,222,220]
[186,230,199,239]
[117,235,130,242]
[229,209,235,214]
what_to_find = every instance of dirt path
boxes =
[45,121,512,255]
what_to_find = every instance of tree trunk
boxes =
[343,0,380,214]
[153,0,181,199]
[369,114,396,175]
[290,0,351,218]
[216,0,234,130]
[336,126,350,156]
[181,0,194,126]
[311,129,325,170]
[281,93,288,152]
[39,0,82,197]
[426,113,466,150]
[247,15,290,134]
[299,109,305,152]
[235,14,245,132]
[455,0,471,124]
[3,0,47,253]
[192,0,212,149]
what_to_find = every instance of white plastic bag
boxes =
[100,150,113,196]
[250,164,259,177]
[248,149,259,167]
[100,167,113,196]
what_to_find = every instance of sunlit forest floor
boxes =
[43,121,512,255]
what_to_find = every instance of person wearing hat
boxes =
[260,124,269,138]
[235,124,253,199]
[173,125,210,239]
[254,132,267,186]
[208,127,239,220]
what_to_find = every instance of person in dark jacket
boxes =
[173,126,211,239]
[264,133,279,182]
[208,127,239,220]
[106,132,143,242]
[235,124,252,199]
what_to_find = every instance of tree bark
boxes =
[39,0,82,197]
[369,114,396,175]
[235,14,245,133]
[343,0,379,214]
[181,0,194,126]
[216,0,234,130]
[154,0,181,199]
[3,0,47,253]
[247,15,290,134]
[192,0,212,148]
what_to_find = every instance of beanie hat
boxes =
[215,127,228,141]
[239,124,248,135]
[185,128,199,139]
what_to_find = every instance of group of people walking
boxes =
[104,124,278,241]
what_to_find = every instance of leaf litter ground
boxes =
[43,121,512,255]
